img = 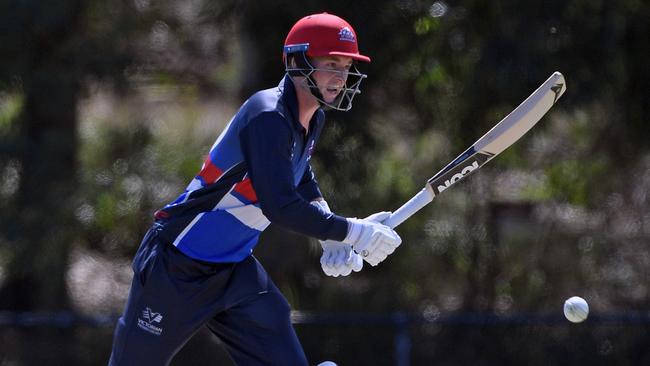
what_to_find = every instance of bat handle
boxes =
[383,185,435,229]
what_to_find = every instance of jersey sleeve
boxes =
[239,112,347,241]
[296,163,323,202]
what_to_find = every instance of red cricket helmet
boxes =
[283,13,370,112]
[284,13,371,63]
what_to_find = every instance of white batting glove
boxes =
[343,212,401,266]
[319,240,363,277]
[310,200,364,277]
[319,212,393,275]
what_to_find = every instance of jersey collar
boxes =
[280,75,324,134]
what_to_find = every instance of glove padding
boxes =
[319,213,392,276]
[311,200,364,277]
[320,240,363,277]
[343,211,401,266]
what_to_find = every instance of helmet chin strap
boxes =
[305,78,329,108]
[288,53,328,106]
[297,77,341,111]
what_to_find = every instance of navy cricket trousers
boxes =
[109,225,308,366]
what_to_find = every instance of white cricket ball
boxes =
[317,362,338,366]
[563,296,589,323]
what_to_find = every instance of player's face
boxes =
[310,56,354,103]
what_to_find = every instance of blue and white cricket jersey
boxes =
[154,75,349,263]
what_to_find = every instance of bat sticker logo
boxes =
[436,160,479,193]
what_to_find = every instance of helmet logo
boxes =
[338,27,356,42]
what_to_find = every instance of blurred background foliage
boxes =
[1,0,649,365]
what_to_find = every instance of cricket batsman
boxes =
[109,13,401,365]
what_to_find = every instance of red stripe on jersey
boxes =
[233,178,258,202]
[154,210,170,219]
[198,157,223,184]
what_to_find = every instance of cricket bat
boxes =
[383,71,566,229]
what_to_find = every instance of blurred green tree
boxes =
[0,0,157,363]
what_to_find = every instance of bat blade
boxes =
[383,72,566,229]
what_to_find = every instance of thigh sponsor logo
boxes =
[137,307,164,336]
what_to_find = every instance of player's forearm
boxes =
[260,195,347,240]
